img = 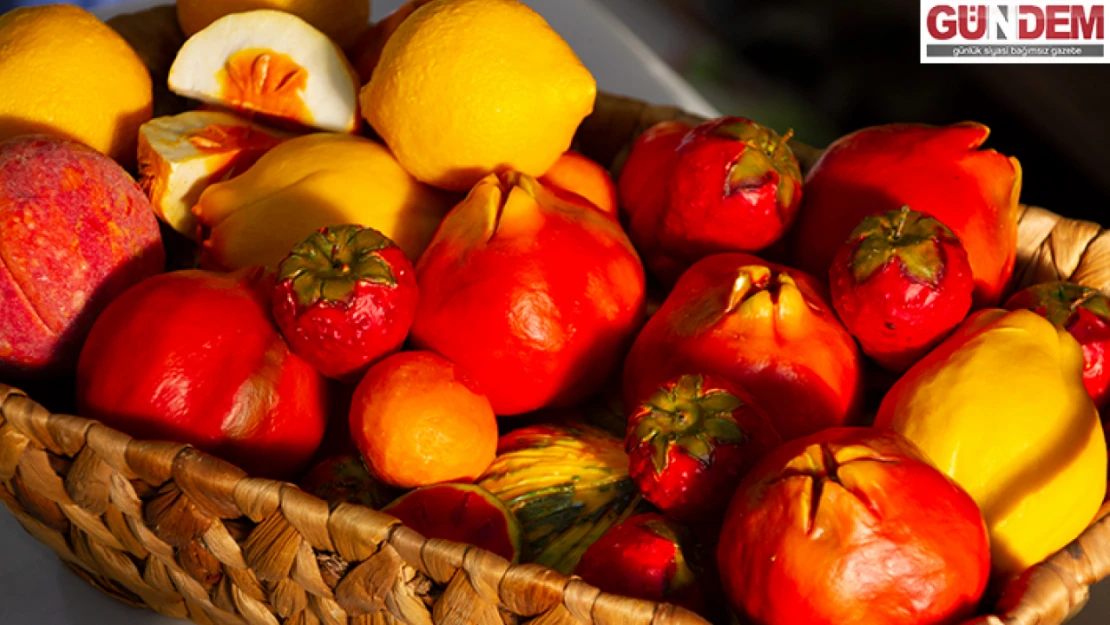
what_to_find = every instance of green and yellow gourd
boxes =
[478,423,643,574]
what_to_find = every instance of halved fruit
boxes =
[138,110,292,239]
[382,483,523,563]
[168,10,359,133]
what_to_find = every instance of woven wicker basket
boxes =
[4,7,1110,625]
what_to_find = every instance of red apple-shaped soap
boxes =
[618,120,692,284]
[1005,281,1110,410]
[791,122,1021,307]
[77,267,328,479]
[0,135,164,377]
[411,171,646,415]
[575,513,712,617]
[659,117,802,258]
[829,207,974,371]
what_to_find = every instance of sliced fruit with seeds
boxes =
[168,10,359,133]
[138,110,292,239]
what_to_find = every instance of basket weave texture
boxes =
[4,7,1110,625]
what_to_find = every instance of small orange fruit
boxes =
[350,351,498,488]
[540,150,619,216]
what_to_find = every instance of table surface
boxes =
[1,1,1107,624]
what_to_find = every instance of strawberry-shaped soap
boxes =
[626,374,781,523]
[1006,281,1110,410]
[272,225,419,381]
[829,207,974,372]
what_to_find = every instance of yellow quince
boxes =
[875,308,1106,580]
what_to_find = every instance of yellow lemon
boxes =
[361,0,597,192]
[176,0,371,50]
[875,309,1107,580]
[0,5,153,165]
[193,133,455,271]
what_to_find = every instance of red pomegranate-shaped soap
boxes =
[76,267,328,479]
[411,171,646,415]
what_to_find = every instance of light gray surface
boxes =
[2,1,1107,624]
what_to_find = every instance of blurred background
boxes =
[598,0,1110,225]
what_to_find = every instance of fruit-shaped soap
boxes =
[540,150,619,217]
[1006,281,1110,411]
[575,513,711,616]
[76,267,328,480]
[272,225,419,381]
[659,117,802,258]
[619,120,694,284]
[383,483,524,563]
[623,253,863,442]
[791,122,1022,307]
[0,4,152,165]
[477,423,643,574]
[626,374,781,522]
[138,110,292,239]
[717,428,990,625]
[193,133,454,270]
[361,0,597,191]
[829,207,974,371]
[349,351,498,489]
[0,135,164,378]
[412,172,645,416]
[169,10,359,133]
[875,309,1107,579]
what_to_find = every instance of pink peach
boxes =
[0,135,164,377]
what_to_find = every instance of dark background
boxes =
[601,0,1110,226]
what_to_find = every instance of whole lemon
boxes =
[0,5,153,165]
[361,0,597,192]
[875,309,1107,580]
[176,0,371,49]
